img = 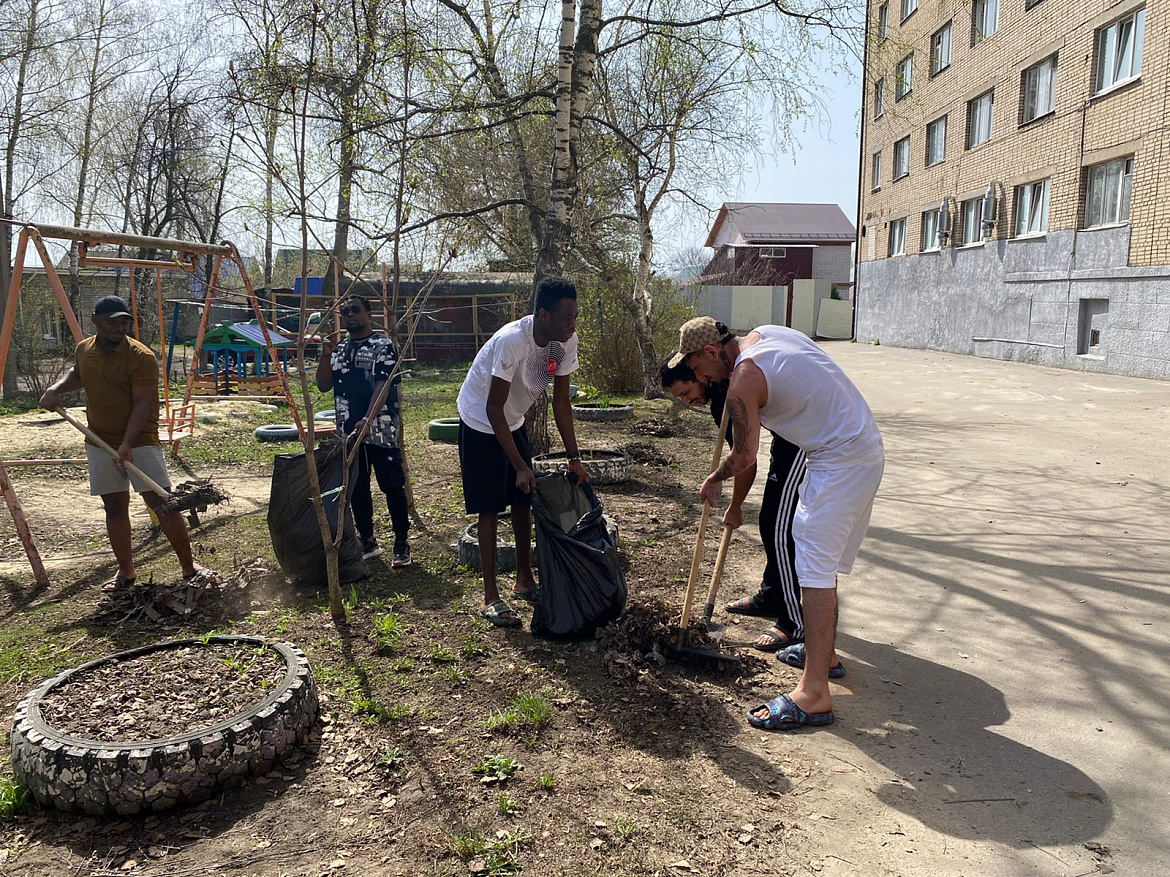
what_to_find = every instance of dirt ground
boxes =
[1,346,1162,877]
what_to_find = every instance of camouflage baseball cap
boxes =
[667,316,726,367]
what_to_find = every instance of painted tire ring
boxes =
[571,405,634,422]
[314,410,336,422]
[456,515,619,573]
[254,424,301,442]
[531,450,631,485]
[428,418,460,443]
[458,515,521,573]
[10,636,318,816]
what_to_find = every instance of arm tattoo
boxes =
[713,397,751,481]
[713,457,735,481]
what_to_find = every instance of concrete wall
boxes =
[856,225,1170,380]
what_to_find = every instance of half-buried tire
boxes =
[10,636,318,816]
[254,424,300,442]
[428,417,460,443]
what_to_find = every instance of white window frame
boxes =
[1022,56,1057,123]
[872,151,882,191]
[922,210,941,251]
[961,198,983,245]
[878,3,889,39]
[926,115,947,166]
[972,0,999,43]
[967,91,993,148]
[901,0,917,21]
[1095,8,1145,94]
[874,78,885,118]
[893,136,910,180]
[931,23,952,76]
[1014,180,1050,236]
[895,54,913,101]
[1085,158,1134,227]
[759,246,787,259]
[889,218,907,256]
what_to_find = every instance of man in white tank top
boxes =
[668,317,884,731]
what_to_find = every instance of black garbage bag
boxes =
[531,471,626,639]
[267,442,368,584]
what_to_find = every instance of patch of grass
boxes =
[342,584,360,623]
[352,698,412,724]
[0,774,31,821]
[0,625,84,687]
[484,692,552,737]
[371,610,406,653]
[537,772,555,791]
[429,646,458,663]
[496,794,520,817]
[459,633,491,659]
[471,754,523,783]
[615,819,637,840]
[378,746,406,771]
[440,665,474,687]
[449,827,529,874]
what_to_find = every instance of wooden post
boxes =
[472,293,481,348]
[0,460,49,587]
[0,230,30,391]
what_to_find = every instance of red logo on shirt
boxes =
[546,358,557,375]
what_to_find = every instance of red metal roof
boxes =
[704,202,856,248]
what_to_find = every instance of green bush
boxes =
[572,274,697,395]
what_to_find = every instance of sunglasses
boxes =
[341,305,365,316]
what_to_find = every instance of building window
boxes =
[1085,158,1133,227]
[972,0,999,43]
[1022,56,1057,123]
[872,151,882,191]
[893,136,910,180]
[874,78,885,118]
[895,54,913,101]
[878,3,888,39]
[931,23,952,75]
[889,218,907,256]
[926,115,947,166]
[961,198,983,245]
[901,0,917,21]
[759,246,787,258]
[967,90,993,148]
[922,209,941,250]
[1015,179,1050,236]
[1095,8,1145,94]
[1026,0,1045,8]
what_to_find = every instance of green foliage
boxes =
[449,827,529,874]
[484,692,552,737]
[352,698,411,724]
[429,646,457,663]
[372,610,406,653]
[537,773,556,791]
[573,274,697,394]
[379,746,406,771]
[496,794,520,816]
[471,754,523,782]
[0,774,30,821]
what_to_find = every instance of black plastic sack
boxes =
[267,444,368,584]
[530,472,626,639]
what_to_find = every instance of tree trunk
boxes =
[69,0,109,314]
[327,101,357,304]
[628,218,663,399]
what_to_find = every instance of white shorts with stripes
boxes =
[792,458,884,589]
[87,445,172,497]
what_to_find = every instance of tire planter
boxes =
[572,403,634,423]
[11,636,318,816]
[313,410,336,422]
[254,424,301,442]
[532,450,631,485]
[458,515,523,572]
[428,417,461,443]
[456,514,620,572]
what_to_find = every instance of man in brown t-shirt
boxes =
[40,296,211,591]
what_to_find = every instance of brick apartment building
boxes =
[857,0,1170,380]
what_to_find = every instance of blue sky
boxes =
[660,60,862,269]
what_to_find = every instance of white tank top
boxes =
[735,326,883,471]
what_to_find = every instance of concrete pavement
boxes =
[728,342,1169,875]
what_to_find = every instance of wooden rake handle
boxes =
[56,408,171,498]
[702,523,735,621]
[679,404,731,629]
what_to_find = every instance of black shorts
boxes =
[458,419,533,514]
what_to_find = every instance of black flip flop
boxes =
[753,627,798,653]
[723,595,776,619]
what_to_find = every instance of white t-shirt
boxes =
[736,325,883,471]
[457,315,580,433]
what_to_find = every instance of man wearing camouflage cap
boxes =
[669,316,884,731]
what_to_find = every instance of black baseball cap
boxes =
[94,295,132,318]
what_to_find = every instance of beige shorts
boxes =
[87,445,172,497]
[792,457,885,589]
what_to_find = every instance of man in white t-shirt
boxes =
[669,316,884,731]
[456,277,591,627]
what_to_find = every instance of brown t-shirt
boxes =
[74,336,160,448]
